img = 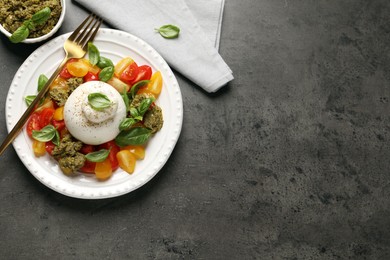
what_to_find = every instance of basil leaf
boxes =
[129,107,140,118]
[23,20,35,31]
[25,95,36,106]
[85,149,110,162]
[88,42,100,66]
[25,95,44,106]
[88,93,112,111]
[99,66,114,82]
[31,7,51,25]
[52,130,60,146]
[119,118,137,131]
[121,87,130,112]
[38,74,48,92]
[155,24,180,39]
[32,125,57,142]
[130,80,150,99]
[8,7,51,43]
[138,98,155,116]
[115,127,152,146]
[97,56,114,69]
[9,25,29,43]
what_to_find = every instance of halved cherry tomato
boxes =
[120,62,139,84]
[146,71,163,97]
[79,144,97,173]
[83,71,99,82]
[49,78,68,91]
[59,59,78,79]
[107,77,130,93]
[53,106,64,121]
[80,144,95,155]
[27,112,41,137]
[136,88,153,97]
[95,158,113,180]
[121,145,145,160]
[40,108,55,128]
[79,58,101,74]
[99,141,120,171]
[51,119,66,132]
[131,65,152,85]
[34,98,55,113]
[116,150,136,174]
[114,57,133,77]
[59,67,73,79]
[67,61,89,77]
[80,160,96,174]
[33,140,46,157]
[45,141,55,155]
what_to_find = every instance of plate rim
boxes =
[5,28,183,199]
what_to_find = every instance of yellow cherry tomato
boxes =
[66,61,89,77]
[49,77,68,91]
[34,98,54,113]
[114,57,133,78]
[80,58,101,74]
[116,150,136,174]
[107,76,130,93]
[136,88,155,98]
[33,140,46,157]
[121,145,145,160]
[53,106,64,121]
[147,71,163,97]
[95,158,113,180]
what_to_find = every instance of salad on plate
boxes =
[25,42,164,181]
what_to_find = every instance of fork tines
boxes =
[69,14,103,50]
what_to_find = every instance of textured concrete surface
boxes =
[0,0,389,259]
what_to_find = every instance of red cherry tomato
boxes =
[51,119,66,132]
[80,160,96,174]
[59,67,73,79]
[26,112,41,137]
[59,58,78,79]
[83,71,99,82]
[80,144,95,155]
[132,65,152,84]
[45,141,55,155]
[120,62,139,85]
[79,144,97,173]
[99,141,120,171]
[39,108,55,128]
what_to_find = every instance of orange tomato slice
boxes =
[33,140,46,157]
[120,145,145,160]
[116,150,136,174]
[147,71,163,97]
[95,158,113,180]
[80,58,101,74]
[66,61,89,77]
[53,106,64,121]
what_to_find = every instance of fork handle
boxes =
[0,57,69,156]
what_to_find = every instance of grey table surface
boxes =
[0,0,389,259]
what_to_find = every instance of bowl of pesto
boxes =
[0,0,65,44]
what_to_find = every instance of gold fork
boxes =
[0,14,102,156]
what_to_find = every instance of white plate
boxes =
[5,29,183,199]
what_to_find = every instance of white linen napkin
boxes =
[74,0,234,92]
[184,0,225,49]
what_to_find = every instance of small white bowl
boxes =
[0,0,66,44]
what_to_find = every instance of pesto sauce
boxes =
[0,0,62,38]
